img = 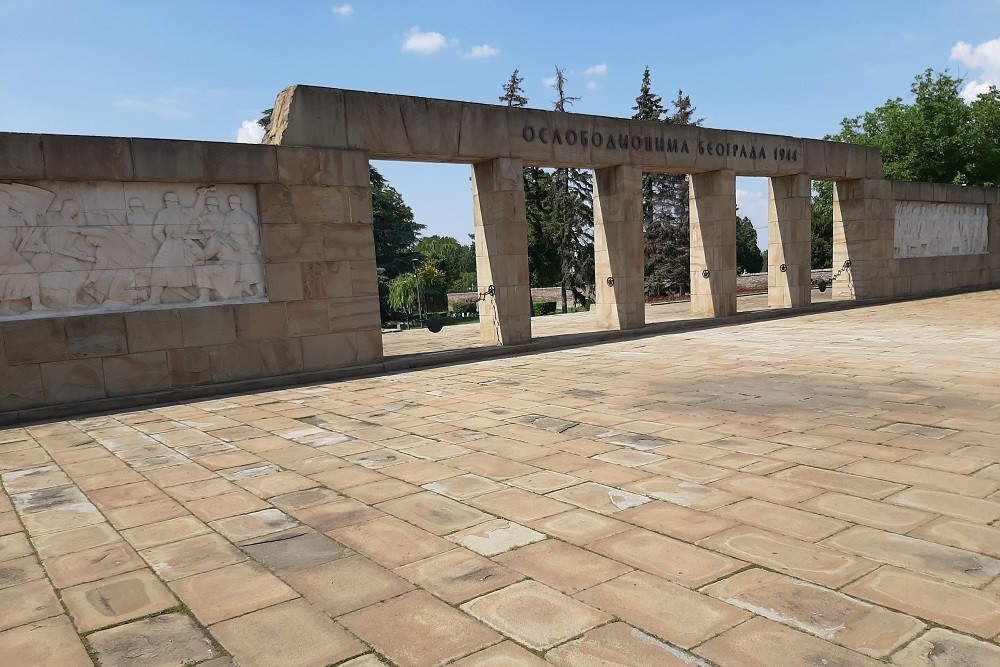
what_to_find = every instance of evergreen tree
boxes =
[810,69,1000,269]
[499,69,528,108]
[633,69,701,296]
[499,70,562,287]
[736,215,764,273]
[550,67,594,310]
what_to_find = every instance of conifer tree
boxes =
[632,68,701,296]
[550,67,594,311]
[499,70,561,287]
[499,69,528,108]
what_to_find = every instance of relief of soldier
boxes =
[0,182,265,316]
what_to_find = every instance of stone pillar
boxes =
[767,174,812,308]
[472,158,531,345]
[833,178,893,300]
[260,148,384,370]
[593,166,644,330]
[690,170,737,317]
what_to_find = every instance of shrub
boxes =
[451,300,478,317]
[532,300,557,316]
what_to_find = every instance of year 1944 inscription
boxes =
[521,125,798,162]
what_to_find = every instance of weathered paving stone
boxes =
[493,538,631,594]
[889,627,1000,666]
[240,528,352,573]
[591,527,744,588]
[547,482,651,514]
[546,622,714,667]
[623,475,744,510]
[575,570,750,649]
[87,612,218,667]
[450,641,548,665]
[394,547,523,603]
[0,579,63,631]
[799,492,933,532]
[209,508,300,543]
[822,525,1000,587]
[62,569,178,633]
[169,561,298,625]
[877,422,956,439]
[343,590,501,666]
[446,518,547,556]
[461,580,610,651]
[284,554,413,616]
[210,599,366,667]
[910,516,1000,558]
[376,491,492,535]
[0,616,93,667]
[694,616,885,667]
[843,566,1000,638]
[697,526,878,588]
[422,473,504,500]
[329,515,453,567]
[702,568,924,657]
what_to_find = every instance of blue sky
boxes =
[3,1,999,250]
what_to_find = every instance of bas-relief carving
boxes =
[893,201,989,259]
[0,182,265,318]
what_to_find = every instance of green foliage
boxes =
[736,216,763,273]
[416,261,448,312]
[811,181,834,269]
[634,68,700,296]
[810,69,1000,269]
[550,67,594,310]
[451,271,478,292]
[387,273,419,315]
[532,300,558,316]
[524,167,562,287]
[257,108,272,129]
[414,235,475,291]
[451,300,478,316]
[833,70,995,185]
[372,167,424,279]
[500,69,528,107]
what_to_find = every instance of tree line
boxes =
[260,66,1000,323]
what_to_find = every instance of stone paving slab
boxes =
[1,290,1000,665]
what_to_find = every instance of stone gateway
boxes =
[0,85,997,420]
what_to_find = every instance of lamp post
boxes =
[412,258,423,329]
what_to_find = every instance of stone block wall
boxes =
[0,133,381,418]
[884,182,1000,296]
[833,179,1000,300]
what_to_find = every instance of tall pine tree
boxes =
[499,70,561,287]
[550,67,594,311]
[632,68,701,296]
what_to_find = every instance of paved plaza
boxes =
[1,290,999,666]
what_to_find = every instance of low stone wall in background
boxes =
[446,269,835,310]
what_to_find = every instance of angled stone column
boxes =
[833,178,893,300]
[768,174,812,308]
[593,166,644,330]
[689,169,737,317]
[472,158,531,345]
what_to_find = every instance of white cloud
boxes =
[236,120,265,144]
[542,76,558,87]
[403,27,448,54]
[586,81,597,90]
[331,3,353,16]
[113,96,194,118]
[463,44,500,59]
[584,63,608,76]
[950,38,1000,101]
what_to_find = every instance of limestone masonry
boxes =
[0,85,998,419]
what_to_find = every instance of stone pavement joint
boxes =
[1,290,1000,666]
